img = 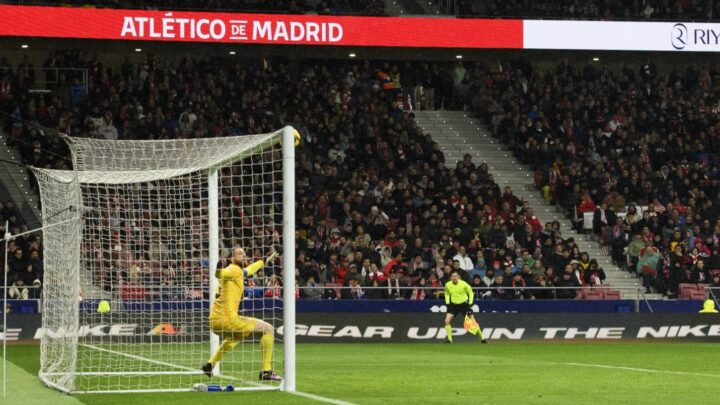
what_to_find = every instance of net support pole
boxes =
[208,169,220,375]
[281,126,296,392]
[3,221,9,400]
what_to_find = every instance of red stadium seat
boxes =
[696,284,710,291]
[679,283,696,297]
[689,291,707,301]
[602,290,622,300]
[584,291,604,300]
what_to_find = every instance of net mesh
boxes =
[34,130,286,393]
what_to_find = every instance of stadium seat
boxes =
[679,283,696,298]
[696,284,710,291]
[602,290,622,300]
[584,291,604,300]
[689,291,707,301]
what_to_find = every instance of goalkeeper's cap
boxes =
[97,300,111,313]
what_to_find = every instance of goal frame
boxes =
[33,126,296,394]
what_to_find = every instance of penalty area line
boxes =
[289,390,356,405]
[558,362,720,379]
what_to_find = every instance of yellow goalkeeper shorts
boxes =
[209,316,258,340]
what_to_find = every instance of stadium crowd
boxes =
[453,0,719,20]
[6,0,717,20]
[0,50,634,301]
[0,48,720,299]
[460,56,720,298]
[3,0,385,15]
[0,202,43,305]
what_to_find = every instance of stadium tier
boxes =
[453,0,720,20]
[3,52,720,303]
[465,57,720,298]
[5,0,718,19]
[1,0,386,15]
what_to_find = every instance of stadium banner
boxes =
[5,313,720,342]
[0,5,522,48]
[76,298,705,314]
[524,20,720,52]
[1,6,718,52]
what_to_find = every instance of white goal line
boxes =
[79,343,278,388]
[78,343,354,403]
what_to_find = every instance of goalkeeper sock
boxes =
[260,333,274,371]
[208,338,238,367]
[445,325,453,342]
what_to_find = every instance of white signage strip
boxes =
[524,20,720,52]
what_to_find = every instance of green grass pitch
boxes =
[3,342,718,404]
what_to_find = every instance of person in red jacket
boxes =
[577,192,597,214]
[335,258,349,285]
[576,192,597,230]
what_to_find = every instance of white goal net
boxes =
[33,127,296,393]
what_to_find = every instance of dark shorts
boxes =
[447,302,472,317]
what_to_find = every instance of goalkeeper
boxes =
[202,247,282,382]
[444,271,488,344]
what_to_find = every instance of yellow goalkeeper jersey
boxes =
[209,260,264,320]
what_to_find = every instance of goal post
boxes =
[32,127,296,394]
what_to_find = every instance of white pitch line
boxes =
[289,390,356,405]
[82,344,354,403]
[559,362,720,379]
[80,344,275,387]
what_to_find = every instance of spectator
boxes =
[556,272,580,299]
[489,275,508,300]
[627,234,645,275]
[533,275,555,299]
[97,112,118,140]
[452,245,473,272]
[302,276,323,300]
[410,277,428,300]
[8,248,27,282]
[708,274,720,299]
[341,278,364,299]
[264,275,282,298]
[8,279,29,300]
[583,259,607,286]
[638,246,662,294]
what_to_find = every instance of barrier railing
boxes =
[0,66,88,95]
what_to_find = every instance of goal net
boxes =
[32,127,296,393]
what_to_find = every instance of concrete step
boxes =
[423,110,641,299]
[0,132,42,228]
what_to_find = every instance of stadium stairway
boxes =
[0,129,42,228]
[414,110,660,300]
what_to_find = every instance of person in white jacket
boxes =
[452,245,474,272]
